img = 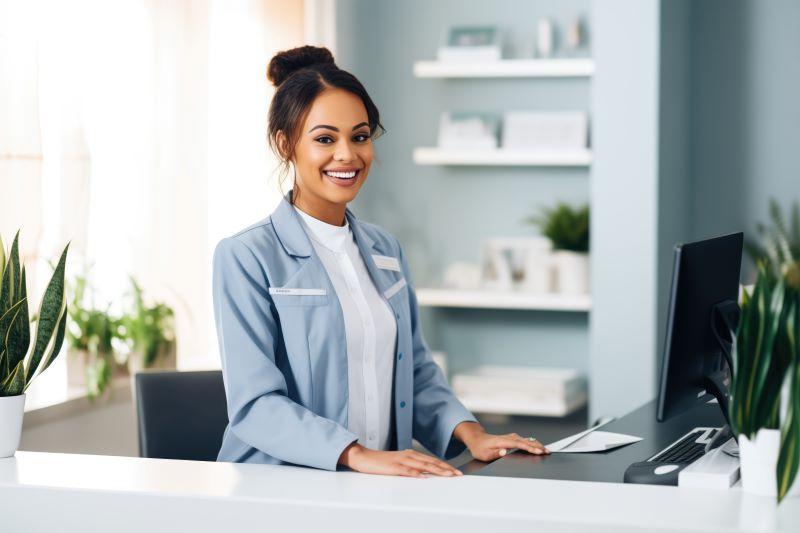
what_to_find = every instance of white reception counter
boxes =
[1,451,799,532]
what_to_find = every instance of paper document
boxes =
[546,431,642,453]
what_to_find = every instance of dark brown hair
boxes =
[266,45,384,201]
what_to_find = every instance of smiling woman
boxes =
[211,45,549,479]
[266,45,385,223]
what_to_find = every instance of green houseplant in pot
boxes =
[0,231,69,457]
[732,264,800,500]
[118,277,176,375]
[527,202,590,294]
[66,272,121,400]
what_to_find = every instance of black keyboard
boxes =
[650,427,719,464]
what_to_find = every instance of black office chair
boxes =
[135,370,229,461]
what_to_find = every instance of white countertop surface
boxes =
[1,451,798,532]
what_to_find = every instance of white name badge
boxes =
[384,278,407,299]
[268,287,326,296]
[372,254,401,272]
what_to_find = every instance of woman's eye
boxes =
[353,133,371,142]
[315,136,334,144]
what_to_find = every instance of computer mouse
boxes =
[623,461,684,485]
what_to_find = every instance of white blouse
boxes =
[294,206,397,450]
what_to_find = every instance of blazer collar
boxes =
[271,190,379,258]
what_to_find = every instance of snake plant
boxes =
[0,231,70,397]
[731,264,800,501]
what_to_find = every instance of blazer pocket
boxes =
[268,287,328,307]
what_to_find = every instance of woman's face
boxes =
[290,87,374,212]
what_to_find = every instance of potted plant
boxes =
[0,231,69,457]
[733,198,800,501]
[731,265,799,500]
[65,272,123,400]
[527,202,590,294]
[117,277,176,375]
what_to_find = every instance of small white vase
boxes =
[739,429,800,497]
[554,250,589,294]
[522,248,554,293]
[0,394,26,458]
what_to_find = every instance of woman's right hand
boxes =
[338,443,463,478]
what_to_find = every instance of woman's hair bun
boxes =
[267,45,336,87]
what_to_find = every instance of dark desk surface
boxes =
[468,400,725,483]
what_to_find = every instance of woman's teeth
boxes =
[324,170,357,179]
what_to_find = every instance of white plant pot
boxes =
[128,341,177,376]
[554,250,589,294]
[0,394,26,458]
[739,429,800,497]
[521,248,554,293]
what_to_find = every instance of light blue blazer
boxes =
[213,192,477,470]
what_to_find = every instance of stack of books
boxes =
[452,365,587,417]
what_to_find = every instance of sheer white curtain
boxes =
[0,0,308,371]
[0,0,44,288]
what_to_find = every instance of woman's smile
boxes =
[322,167,362,187]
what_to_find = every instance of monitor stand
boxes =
[703,299,741,454]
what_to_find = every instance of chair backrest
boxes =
[135,370,229,461]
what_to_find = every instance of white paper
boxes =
[546,431,642,453]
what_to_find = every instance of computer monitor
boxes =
[656,232,743,424]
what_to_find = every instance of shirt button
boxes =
[400,401,406,408]
[369,432,376,440]
[398,352,403,360]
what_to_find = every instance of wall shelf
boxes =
[413,58,595,78]
[412,147,592,166]
[457,394,587,417]
[416,288,591,312]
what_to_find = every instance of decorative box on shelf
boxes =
[452,365,587,417]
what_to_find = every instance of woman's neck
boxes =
[293,192,347,227]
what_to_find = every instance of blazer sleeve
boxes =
[396,242,479,459]
[212,237,358,471]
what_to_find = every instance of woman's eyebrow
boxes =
[308,122,369,133]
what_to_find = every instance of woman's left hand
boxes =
[454,422,549,462]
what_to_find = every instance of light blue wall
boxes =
[589,0,661,420]
[690,0,800,277]
[336,0,594,382]
[656,0,691,391]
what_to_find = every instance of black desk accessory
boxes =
[625,233,743,486]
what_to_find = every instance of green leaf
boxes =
[530,203,590,252]
[749,281,786,417]
[34,307,67,380]
[6,266,31,374]
[740,274,775,433]
[0,231,20,323]
[1,359,25,396]
[791,203,800,257]
[778,359,800,502]
[26,243,69,383]
[0,233,5,288]
[0,298,26,378]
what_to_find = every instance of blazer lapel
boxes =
[270,191,314,259]
[346,207,405,309]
